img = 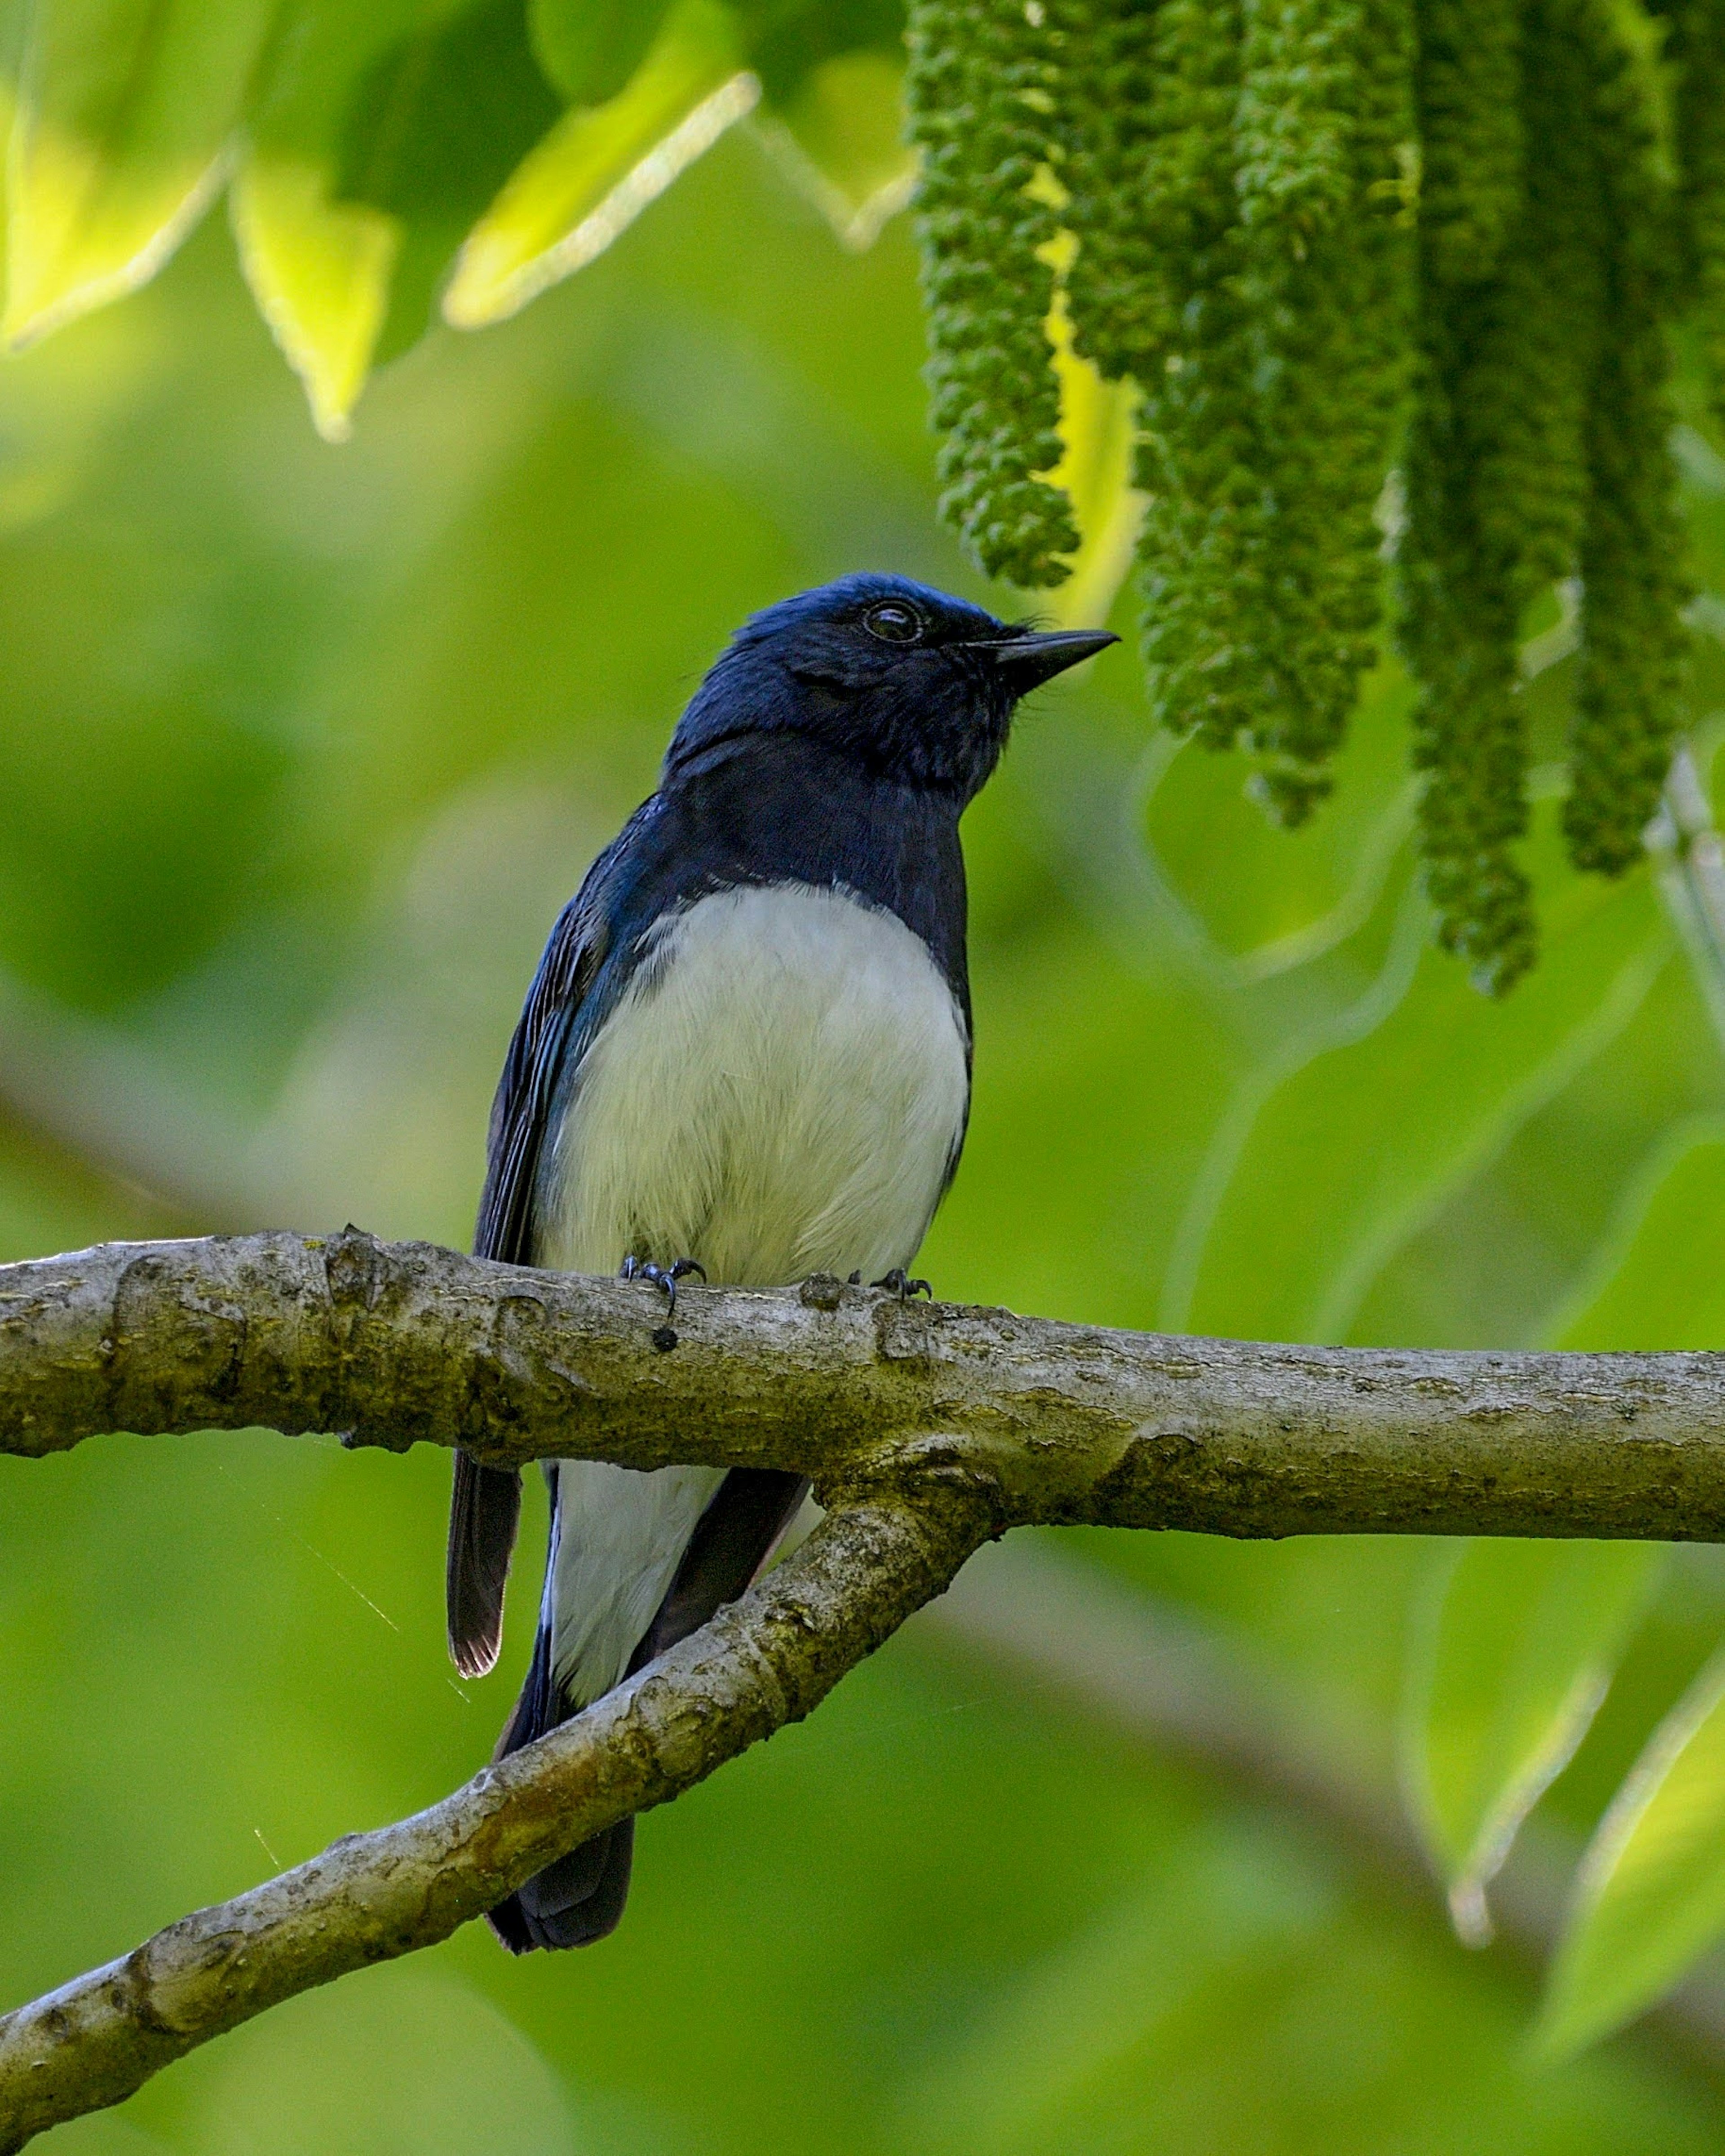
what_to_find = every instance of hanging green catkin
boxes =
[1564,2,1688,873]
[1412,0,1524,287]
[906,0,1077,585]
[1229,0,1417,823]
[1660,0,1725,411]
[1060,0,1170,384]
[1063,0,1412,819]
[1400,0,1602,992]
[920,0,1696,989]
[1070,0,1265,753]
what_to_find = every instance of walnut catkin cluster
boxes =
[906,0,1722,992]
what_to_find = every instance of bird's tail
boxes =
[488,1626,635,1951]
[486,1466,810,1952]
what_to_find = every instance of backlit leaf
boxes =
[1035,273,1140,631]
[234,0,560,440]
[4,0,276,349]
[750,49,916,250]
[1539,1647,1725,2058]
[442,0,752,330]
[1549,1121,1725,1350]
[230,158,398,445]
[528,0,675,106]
[1168,804,1670,1345]
[1142,665,1418,978]
[1402,1539,1660,1944]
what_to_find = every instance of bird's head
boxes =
[664,574,1117,803]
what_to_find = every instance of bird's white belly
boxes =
[535,880,970,1703]
[535,880,970,1288]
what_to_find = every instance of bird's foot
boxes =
[871,1267,931,1301]
[620,1254,707,1322]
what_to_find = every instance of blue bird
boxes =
[447,572,1115,1950]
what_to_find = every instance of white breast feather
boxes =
[537,881,969,1287]
[535,881,970,1702]
[537,1458,730,1709]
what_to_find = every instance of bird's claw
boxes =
[620,1254,707,1321]
[872,1267,930,1300]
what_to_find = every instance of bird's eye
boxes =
[864,599,924,644]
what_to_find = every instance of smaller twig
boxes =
[0,1492,991,2152]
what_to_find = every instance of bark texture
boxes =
[6,1228,1725,1536]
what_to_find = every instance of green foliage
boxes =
[0,0,1711,992]
[529,0,678,106]
[1552,1123,1725,1348]
[1026,0,1701,988]
[1540,1646,1725,2057]
[904,0,1076,584]
[0,0,911,437]
[3,0,275,347]
[440,0,750,332]
[1168,786,1670,1344]
[1401,1540,1661,1942]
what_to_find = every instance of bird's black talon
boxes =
[872,1268,931,1300]
[629,1256,706,1321]
[847,1271,862,1286]
[619,1255,641,1282]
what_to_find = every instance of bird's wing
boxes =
[446,825,636,1678]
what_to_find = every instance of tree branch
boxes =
[7,1222,1725,2145]
[0,1491,990,2152]
[7,1228,1725,1537]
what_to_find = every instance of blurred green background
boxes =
[11,88,1725,2156]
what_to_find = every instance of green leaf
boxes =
[227,0,425,445]
[730,0,904,104]
[528,0,675,106]
[1539,1647,1725,2057]
[3,0,276,349]
[229,155,399,445]
[1167,801,1671,1344]
[234,0,561,441]
[1549,1121,1725,1349]
[442,0,751,331]
[1402,1539,1661,1944]
[1142,661,1417,976]
[750,49,916,251]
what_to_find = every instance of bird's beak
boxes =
[968,628,1119,691]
